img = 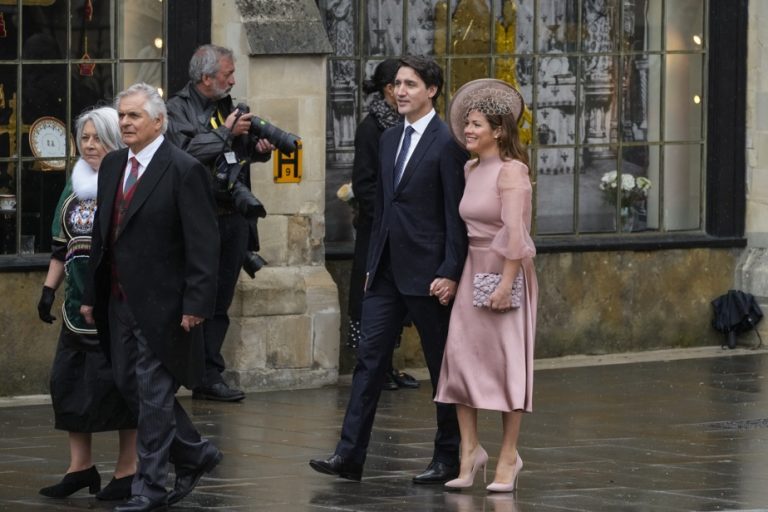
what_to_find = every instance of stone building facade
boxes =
[0,0,341,396]
[210,0,340,390]
[0,0,764,396]
[739,0,768,339]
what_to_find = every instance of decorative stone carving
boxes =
[237,0,333,55]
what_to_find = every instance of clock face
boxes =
[29,117,71,170]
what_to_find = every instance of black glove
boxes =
[37,285,56,324]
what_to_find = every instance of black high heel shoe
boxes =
[96,474,134,500]
[39,465,101,498]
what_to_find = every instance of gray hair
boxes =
[189,44,234,83]
[115,82,168,133]
[75,106,124,154]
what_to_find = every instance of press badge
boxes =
[224,151,237,164]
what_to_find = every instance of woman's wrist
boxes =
[495,280,514,294]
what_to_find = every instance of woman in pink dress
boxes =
[434,79,537,493]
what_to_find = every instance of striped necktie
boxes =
[124,157,139,193]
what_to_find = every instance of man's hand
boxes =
[181,315,204,332]
[224,109,253,137]
[80,305,95,325]
[254,138,275,154]
[429,277,458,306]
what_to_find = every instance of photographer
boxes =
[166,44,274,402]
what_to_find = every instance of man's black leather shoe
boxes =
[192,382,245,402]
[167,450,223,505]
[391,369,420,389]
[412,460,459,484]
[113,495,166,512]
[382,371,399,391]
[308,454,363,481]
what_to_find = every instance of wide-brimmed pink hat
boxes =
[448,78,524,148]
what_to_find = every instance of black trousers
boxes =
[335,256,460,466]
[200,213,248,386]
[109,298,218,501]
[348,222,371,321]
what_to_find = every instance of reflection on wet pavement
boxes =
[1,351,767,510]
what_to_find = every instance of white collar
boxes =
[404,108,436,136]
[70,158,98,200]
[128,134,165,168]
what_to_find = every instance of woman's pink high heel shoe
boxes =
[444,445,489,489]
[486,452,523,493]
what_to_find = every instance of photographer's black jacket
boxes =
[166,82,270,190]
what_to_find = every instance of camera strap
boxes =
[209,109,226,130]
[214,154,246,191]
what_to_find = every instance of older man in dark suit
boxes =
[310,56,469,484]
[81,83,221,512]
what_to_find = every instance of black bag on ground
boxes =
[711,290,764,349]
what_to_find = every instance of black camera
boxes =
[214,155,266,218]
[213,155,268,278]
[242,252,268,278]
[230,181,266,220]
[235,103,301,155]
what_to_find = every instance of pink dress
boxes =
[435,156,538,412]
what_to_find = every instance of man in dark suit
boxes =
[81,83,221,512]
[310,56,469,483]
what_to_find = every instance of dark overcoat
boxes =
[85,138,219,388]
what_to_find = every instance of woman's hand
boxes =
[37,285,56,323]
[429,277,457,306]
[490,259,522,312]
[489,285,513,313]
[80,305,95,325]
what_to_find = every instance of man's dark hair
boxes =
[398,55,444,103]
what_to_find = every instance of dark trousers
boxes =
[335,257,460,466]
[109,298,217,501]
[348,222,371,321]
[200,213,248,386]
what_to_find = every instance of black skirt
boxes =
[50,327,137,432]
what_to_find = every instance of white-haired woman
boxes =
[36,106,137,500]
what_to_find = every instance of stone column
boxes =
[211,0,339,390]
[583,79,615,161]
[738,0,768,342]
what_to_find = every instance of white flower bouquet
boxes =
[599,170,651,208]
[336,182,356,208]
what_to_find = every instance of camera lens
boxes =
[249,116,301,155]
[230,182,266,219]
[242,252,267,278]
[234,103,301,155]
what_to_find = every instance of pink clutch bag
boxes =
[472,272,524,309]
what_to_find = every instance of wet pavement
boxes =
[2,349,768,511]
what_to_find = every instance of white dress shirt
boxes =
[122,135,165,190]
[395,109,436,170]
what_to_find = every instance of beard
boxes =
[211,83,231,100]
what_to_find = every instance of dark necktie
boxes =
[124,157,139,193]
[393,126,414,187]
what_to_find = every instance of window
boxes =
[320,0,714,248]
[0,0,165,259]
